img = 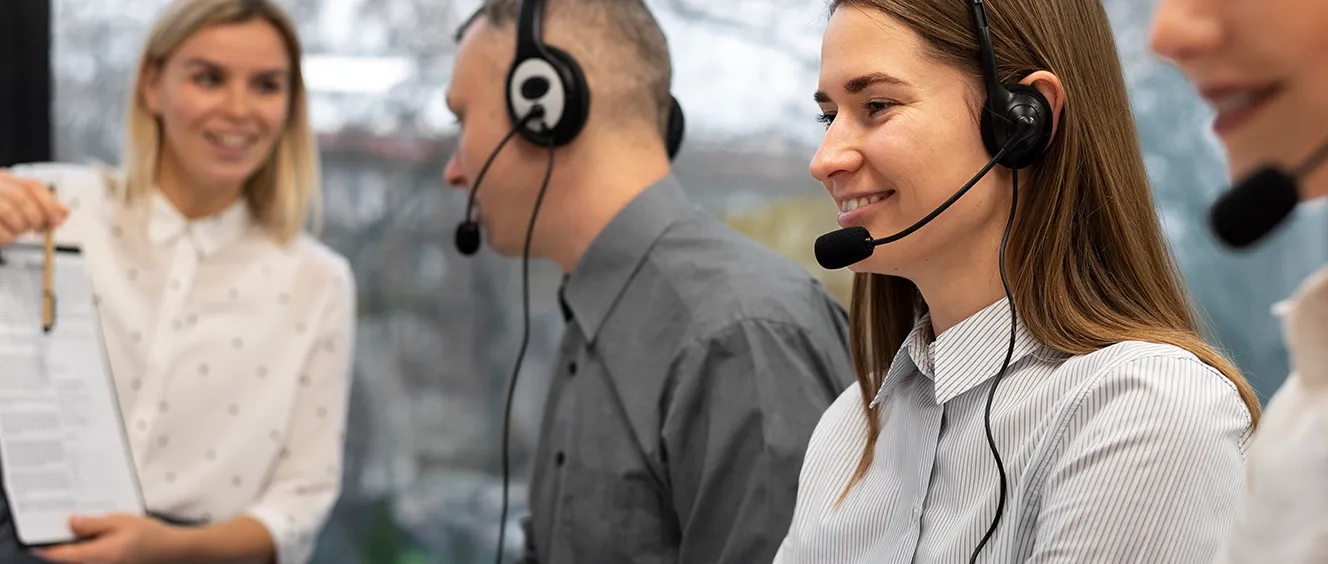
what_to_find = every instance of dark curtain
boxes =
[0,0,53,167]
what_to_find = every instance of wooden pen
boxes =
[42,184,56,333]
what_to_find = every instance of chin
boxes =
[486,231,524,258]
[1303,176,1328,201]
[1226,157,1260,184]
[491,244,523,258]
[201,162,264,187]
[846,252,904,278]
[847,263,871,275]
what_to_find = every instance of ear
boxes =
[140,63,164,117]
[1019,70,1065,143]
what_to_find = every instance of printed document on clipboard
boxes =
[0,243,144,548]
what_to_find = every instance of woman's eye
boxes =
[194,71,222,87]
[863,100,893,116]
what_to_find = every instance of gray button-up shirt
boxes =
[525,175,854,564]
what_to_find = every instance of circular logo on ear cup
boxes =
[509,57,566,136]
[521,76,550,100]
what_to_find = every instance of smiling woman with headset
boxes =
[773,1,1260,562]
[1151,1,1328,562]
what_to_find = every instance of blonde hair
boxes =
[121,0,320,243]
[830,0,1261,499]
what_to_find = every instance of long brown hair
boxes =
[832,0,1261,496]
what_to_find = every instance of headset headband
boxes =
[515,0,544,60]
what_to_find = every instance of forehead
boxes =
[172,19,290,69]
[448,19,509,98]
[818,7,935,89]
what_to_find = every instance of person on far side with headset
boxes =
[774,0,1261,562]
[0,0,353,562]
[443,1,854,563]
[1151,1,1328,562]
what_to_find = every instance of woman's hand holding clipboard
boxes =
[0,170,68,246]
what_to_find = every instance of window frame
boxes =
[0,0,52,167]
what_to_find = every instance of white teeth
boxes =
[210,133,252,149]
[1213,92,1256,114]
[839,195,886,213]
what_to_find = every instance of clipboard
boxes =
[0,242,146,548]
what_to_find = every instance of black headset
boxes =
[813,0,1057,271]
[971,0,1052,170]
[479,2,685,563]
[506,0,686,158]
[455,0,687,256]
[966,1,1052,563]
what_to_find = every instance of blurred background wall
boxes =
[4,0,1326,562]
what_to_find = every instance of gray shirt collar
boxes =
[562,174,692,342]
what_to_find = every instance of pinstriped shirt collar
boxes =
[877,298,1046,405]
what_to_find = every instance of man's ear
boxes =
[1019,70,1065,143]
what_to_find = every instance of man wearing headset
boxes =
[442,1,854,563]
[1151,1,1328,562]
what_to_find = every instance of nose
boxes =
[443,152,467,189]
[1149,0,1224,64]
[809,121,864,184]
[224,82,253,117]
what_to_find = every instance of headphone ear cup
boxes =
[991,83,1054,170]
[666,95,685,160]
[537,46,590,146]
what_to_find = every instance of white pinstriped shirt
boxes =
[774,298,1253,564]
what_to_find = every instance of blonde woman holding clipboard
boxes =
[0,0,354,562]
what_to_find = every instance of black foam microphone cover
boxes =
[1210,167,1300,249]
[815,226,874,270]
[455,221,481,256]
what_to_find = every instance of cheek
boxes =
[1302,50,1328,109]
[1258,2,1328,79]
[161,88,217,132]
[256,96,289,135]
[856,115,1002,269]
[864,118,967,209]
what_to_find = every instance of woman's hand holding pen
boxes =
[0,169,68,245]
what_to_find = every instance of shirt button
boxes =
[555,451,566,466]
[568,361,577,376]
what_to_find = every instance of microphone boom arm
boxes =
[871,141,1013,245]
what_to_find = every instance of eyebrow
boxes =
[182,57,289,77]
[814,72,912,103]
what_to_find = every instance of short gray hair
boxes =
[456,0,674,137]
